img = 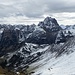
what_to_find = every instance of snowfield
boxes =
[26,40,75,75]
[30,51,75,75]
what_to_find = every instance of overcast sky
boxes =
[0,0,75,25]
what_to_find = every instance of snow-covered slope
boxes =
[31,51,75,75]
[26,36,75,75]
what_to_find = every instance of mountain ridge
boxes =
[0,17,74,75]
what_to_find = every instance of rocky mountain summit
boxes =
[26,17,62,44]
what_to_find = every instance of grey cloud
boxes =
[0,0,75,18]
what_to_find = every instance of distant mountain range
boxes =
[0,17,75,75]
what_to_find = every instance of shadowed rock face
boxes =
[0,29,19,56]
[0,29,18,47]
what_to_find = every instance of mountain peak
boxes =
[44,17,58,25]
[38,17,61,32]
[44,17,59,25]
